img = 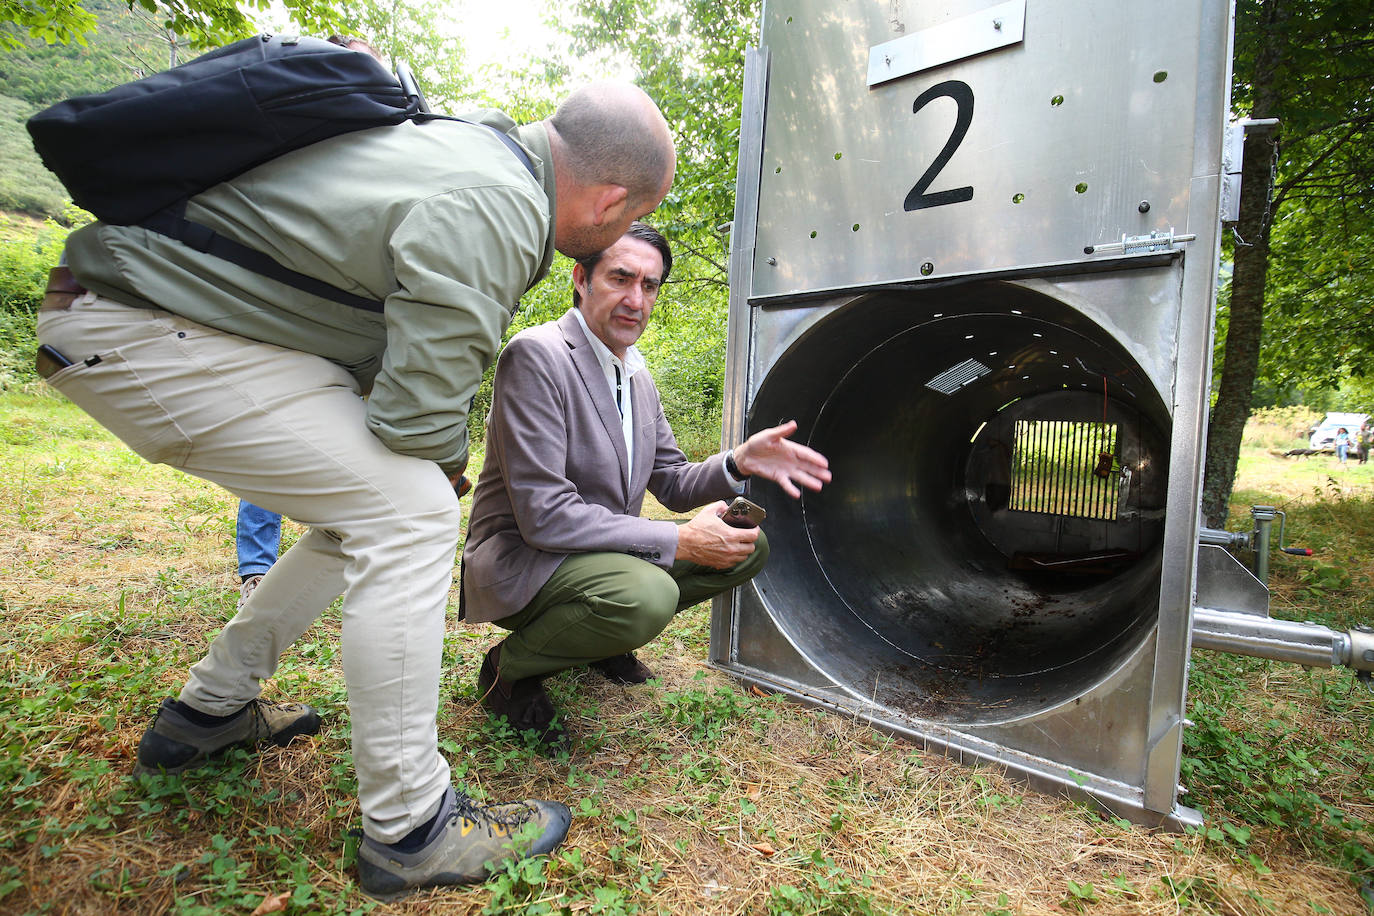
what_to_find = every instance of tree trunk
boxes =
[1200,0,1286,528]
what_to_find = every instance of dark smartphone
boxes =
[724,496,767,528]
[35,344,73,379]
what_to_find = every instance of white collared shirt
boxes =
[569,308,747,493]
[571,307,643,469]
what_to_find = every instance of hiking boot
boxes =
[134,697,321,776]
[590,651,654,685]
[356,786,571,902]
[237,574,264,610]
[476,644,567,751]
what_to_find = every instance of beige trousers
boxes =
[38,294,455,843]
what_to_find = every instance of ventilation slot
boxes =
[925,358,990,394]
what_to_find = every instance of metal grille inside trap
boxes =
[1009,419,1120,521]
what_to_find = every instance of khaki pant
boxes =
[493,530,770,682]
[38,295,454,843]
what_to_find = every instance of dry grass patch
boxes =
[2,389,1372,914]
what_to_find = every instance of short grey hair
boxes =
[550,83,673,207]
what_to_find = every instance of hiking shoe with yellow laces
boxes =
[133,697,321,776]
[356,786,571,901]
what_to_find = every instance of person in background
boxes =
[1335,427,1350,464]
[235,500,281,606]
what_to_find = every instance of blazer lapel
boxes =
[559,312,632,494]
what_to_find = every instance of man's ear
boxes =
[591,185,629,226]
[572,261,589,297]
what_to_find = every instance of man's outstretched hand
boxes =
[732,420,831,499]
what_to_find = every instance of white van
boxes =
[1309,412,1369,450]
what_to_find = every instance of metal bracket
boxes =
[1084,229,1196,256]
[1220,117,1280,224]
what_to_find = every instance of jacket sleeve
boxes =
[488,336,681,566]
[365,183,548,476]
[644,387,739,512]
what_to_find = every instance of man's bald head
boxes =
[548,82,675,211]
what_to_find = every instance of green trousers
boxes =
[492,528,769,682]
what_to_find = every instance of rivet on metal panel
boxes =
[1153,70,1168,83]
[1051,94,1064,107]
[1012,193,1025,204]
[766,257,778,266]
[1075,182,1089,194]
[920,262,935,276]
[1138,200,1151,213]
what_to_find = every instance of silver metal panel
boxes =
[1194,544,1269,616]
[725,584,1203,829]
[868,0,1025,86]
[715,0,1234,827]
[715,47,772,666]
[753,0,1216,297]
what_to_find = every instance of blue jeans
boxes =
[236,500,282,577]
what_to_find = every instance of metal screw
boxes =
[885,55,891,66]
[766,257,778,266]
[1138,200,1151,213]
[993,18,1002,29]
[920,262,935,276]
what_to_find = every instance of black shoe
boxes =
[477,644,567,752]
[356,786,571,902]
[590,651,654,685]
[134,697,321,776]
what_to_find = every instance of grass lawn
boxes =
[1,385,1372,915]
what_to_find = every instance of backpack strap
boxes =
[140,119,538,313]
[142,205,387,313]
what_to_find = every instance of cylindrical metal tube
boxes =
[1191,607,1374,670]
[1198,526,1247,548]
[1251,507,1275,583]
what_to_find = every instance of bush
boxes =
[1242,405,1323,450]
[0,95,69,219]
[0,215,76,389]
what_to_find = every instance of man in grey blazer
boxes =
[462,222,831,747]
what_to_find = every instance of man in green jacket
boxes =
[37,79,675,901]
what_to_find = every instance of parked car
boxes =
[1309,412,1369,451]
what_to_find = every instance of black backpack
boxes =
[27,33,534,312]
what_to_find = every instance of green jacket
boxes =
[64,110,556,476]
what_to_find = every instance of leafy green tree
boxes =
[1,0,352,50]
[1203,0,1374,525]
[559,0,760,451]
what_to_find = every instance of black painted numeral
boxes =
[903,80,975,212]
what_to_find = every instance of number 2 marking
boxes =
[903,80,975,212]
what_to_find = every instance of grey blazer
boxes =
[461,310,737,623]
